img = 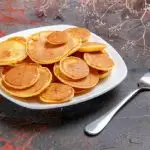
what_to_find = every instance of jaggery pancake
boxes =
[8,36,26,45]
[84,52,114,71]
[60,56,89,80]
[47,31,68,45]
[65,27,90,43]
[54,63,99,89]
[0,40,27,65]
[65,38,82,56]
[0,67,52,98]
[27,31,80,64]
[3,63,40,89]
[79,42,106,52]
[99,71,111,79]
[28,31,52,41]
[65,28,90,43]
[40,83,74,103]
[74,88,92,95]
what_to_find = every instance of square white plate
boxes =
[0,24,127,110]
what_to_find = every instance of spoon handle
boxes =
[85,88,141,135]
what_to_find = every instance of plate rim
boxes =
[0,24,128,110]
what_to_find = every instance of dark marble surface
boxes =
[0,0,150,149]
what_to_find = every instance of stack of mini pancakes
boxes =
[0,27,114,104]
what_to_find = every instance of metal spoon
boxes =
[85,72,150,135]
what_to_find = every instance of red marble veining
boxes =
[0,123,47,150]
[0,0,40,36]
[0,1,49,149]
[0,30,5,37]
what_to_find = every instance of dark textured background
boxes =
[0,0,150,149]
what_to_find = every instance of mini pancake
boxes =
[47,31,81,57]
[0,67,52,98]
[65,38,82,56]
[65,27,90,42]
[28,31,53,41]
[60,56,89,80]
[29,32,81,57]
[3,63,40,89]
[0,40,27,66]
[47,31,68,45]
[84,52,114,71]
[54,63,99,89]
[74,88,92,95]
[27,31,81,64]
[79,42,106,52]
[40,83,74,103]
[99,71,111,79]
[8,36,26,45]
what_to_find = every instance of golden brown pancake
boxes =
[60,56,89,80]
[27,31,81,64]
[74,88,92,95]
[0,40,27,66]
[3,63,40,89]
[65,39,82,56]
[47,31,68,45]
[99,71,111,79]
[8,36,26,45]
[0,67,52,98]
[54,63,99,89]
[79,42,106,52]
[28,31,52,41]
[84,52,114,71]
[65,27,90,42]
[40,83,74,103]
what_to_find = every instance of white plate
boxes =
[0,24,127,110]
